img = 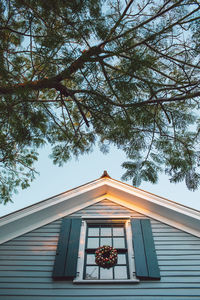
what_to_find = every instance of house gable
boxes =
[0,200,200,299]
[72,199,144,217]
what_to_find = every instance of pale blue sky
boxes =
[0,145,199,217]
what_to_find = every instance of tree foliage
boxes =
[0,0,200,203]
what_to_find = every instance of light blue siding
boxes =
[0,199,200,300]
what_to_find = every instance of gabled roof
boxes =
[0,171,200,244]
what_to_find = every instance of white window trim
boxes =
[74,216,139,284]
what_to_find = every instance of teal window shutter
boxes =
[131,218,160,280]
[53,217,82,280]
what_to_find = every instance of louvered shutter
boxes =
[53,217,82,280]
[131,218,160,280]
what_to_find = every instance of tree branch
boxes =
[0,46,103,96]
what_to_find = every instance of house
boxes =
[0,171,200,299]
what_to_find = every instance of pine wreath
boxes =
[95,245,118,268]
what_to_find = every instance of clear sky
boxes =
[0,145,199,217]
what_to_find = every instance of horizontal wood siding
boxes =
[0,199,200,299]
[72,199,142,217]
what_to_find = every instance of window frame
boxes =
[73,216,139,283]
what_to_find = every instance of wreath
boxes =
[95,245,118,268]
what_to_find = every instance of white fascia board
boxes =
[0,178,107,227]
[105,195,200,238]
[0,180,108,244]
[106,179,200,219]
[0,193,107,244]
[104,179,200,236]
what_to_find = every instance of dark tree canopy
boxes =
[0,0,200,204]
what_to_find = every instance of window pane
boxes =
[113,237,125,248]
[100,267,113,279]
[87,238,99,248]
[100,227,111,236]
[88,227,99,236]
[117,254,126,264]
[86,254,96,264]
[85,266,98,280]
[113,227,124,236]
[114,266,128,279]
[100,237,112,247]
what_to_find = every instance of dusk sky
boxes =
[1,145,199,217]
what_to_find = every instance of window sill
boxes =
[73,279,140,284]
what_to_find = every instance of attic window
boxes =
[84,223,129,280]
[52,217,160,283]
[74,218,139,283]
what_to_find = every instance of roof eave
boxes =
[0,177,199,244]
